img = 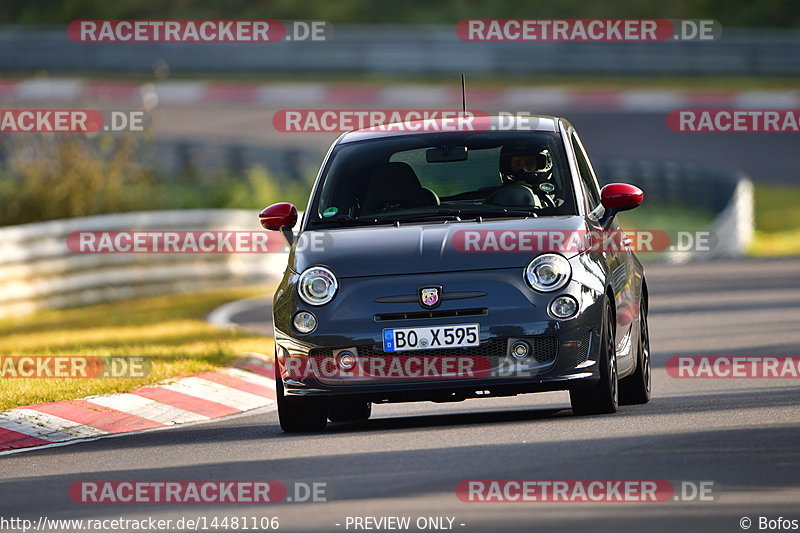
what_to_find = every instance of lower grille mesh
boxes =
[308,336,558,364]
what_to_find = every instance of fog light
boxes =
[337,350,356,370]
[293,311,317,333]
[511,341,530,360]
[549,295,579,319]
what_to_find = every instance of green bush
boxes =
[1,135,156,225]
[221,165,312,210]
[0,135,313,226]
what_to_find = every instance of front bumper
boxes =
[273,267,605,403]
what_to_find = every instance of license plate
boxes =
[382,324,480,352]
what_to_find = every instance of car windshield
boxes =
[307,131,577,228]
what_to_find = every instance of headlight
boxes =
[298,266,338,306]
[525,254,571,292]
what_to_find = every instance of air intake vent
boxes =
[577,330,593,364]
[374,308,488,321]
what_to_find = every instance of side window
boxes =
[570,133,601,210]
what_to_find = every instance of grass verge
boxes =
[617,205,716,263]
[619,205,716,234]
[0,286,271,411]
[749,184,800,256]
[621,184,800,258]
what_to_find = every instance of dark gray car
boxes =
[260,115,651,432]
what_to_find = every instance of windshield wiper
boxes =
[471,208,539,219]
[378,208,540,223]
[379,209,464,222]
[311,207,538,227]
[310,215,386,227]
[402,208,540,220]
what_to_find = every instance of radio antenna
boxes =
[461,73,467,113]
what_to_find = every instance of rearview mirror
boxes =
[426,146,468,163]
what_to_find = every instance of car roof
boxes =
[339,114,563,143]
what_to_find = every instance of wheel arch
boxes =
[604,285,616,322]
[641,278,649,307]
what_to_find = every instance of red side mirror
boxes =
[259,202,298,230]
[600,183,643,212]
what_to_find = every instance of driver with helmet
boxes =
[498,140,561,207]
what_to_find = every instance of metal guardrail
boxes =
[1,26,800,75]
[0,209,287,318]
[595,159,754,261]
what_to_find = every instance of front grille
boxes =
[374,308,488,321]
[307,336,558,366]
[309,338,506,361]
[308,339,508,379]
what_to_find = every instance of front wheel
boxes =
[275,359,328,432]
[570,300,618,415]
[619,298,652,405]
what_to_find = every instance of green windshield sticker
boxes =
[322,207,339,217]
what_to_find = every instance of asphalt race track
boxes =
[567,112,798,184]
[2,257,799,533]
[152,106,798,184]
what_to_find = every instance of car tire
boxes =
[619,298,652,405]
[328,400,372,423]
[570,300,618,415]
[275,359,328,432]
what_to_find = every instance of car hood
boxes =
[290,217,587,278]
